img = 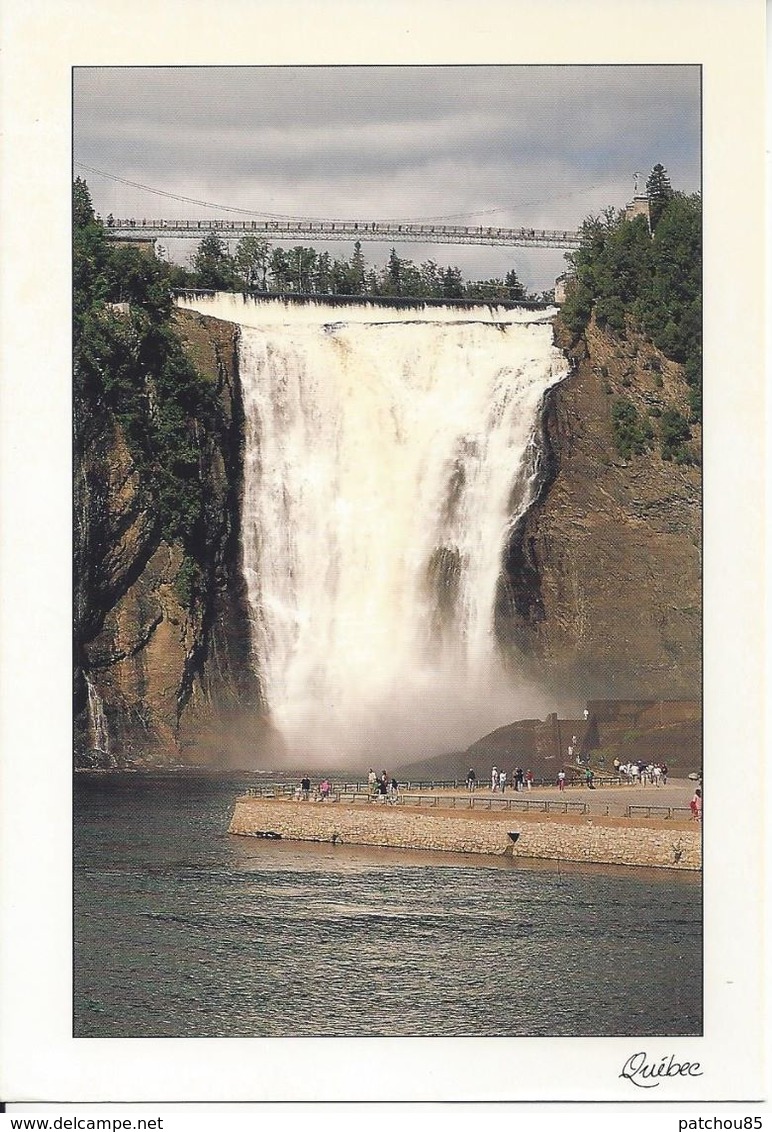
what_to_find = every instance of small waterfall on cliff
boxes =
[177,295,569,762]
[85,674,110,758]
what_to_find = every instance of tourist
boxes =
[584,767,595,789]
[390,776,399,798]
[368,767,377,794]
[652,764,662,787]
[379,772,389,797]
[466,767,477,792]
[301,774,311,801]
[516,767,525,791]
[491,766,499,792]
[583,709,589,720]
[690,787,702,821]
[557,769,566,792]
[499,768,507,792]
[567,744,574,762]
[319,779,331,800]
[525,769,534,790]
[661,763,669,785]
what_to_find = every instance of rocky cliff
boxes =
[498,314,701,703]
[74,310,261,767]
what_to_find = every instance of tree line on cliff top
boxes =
[174,231,537,303]
[560,165,702,423]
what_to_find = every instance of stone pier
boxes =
[229,796,701,871]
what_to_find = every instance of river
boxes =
[74,774,702,1038]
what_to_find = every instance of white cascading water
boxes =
[177,295,569,763]
[85,674,110,758]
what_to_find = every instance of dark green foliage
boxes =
[660,407,694,463]
[234,235,270,290]
[174,554,204,608]
[74,180,221,569]
[646,163,674,230]
[561,178,701,422]
[187,229,540,304]
[191,233,237,290]
[611,398,654,459]
[686,384,702,423]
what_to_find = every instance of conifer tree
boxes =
[646,163,674,229]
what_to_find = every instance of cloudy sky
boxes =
[74,65,700,291]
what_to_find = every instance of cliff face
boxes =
[74,311,259,767]
[498,315,701,703]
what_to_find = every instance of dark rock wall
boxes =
[74,311,260,767]
[498,315,701,703]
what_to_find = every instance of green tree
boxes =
[287,246,317,292]
[441,265,464,299]
[386,248,403,295]
[420,259,442,298]
[191,233,235,290]
[505,268,527,301]
[314,251,333,294]
[234,235,270,290]
[348,241,367,295]
[646,163,674,230]
[659,406,693,463]
[610,398,654,458]
[269,246,289,291]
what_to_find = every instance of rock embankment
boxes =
[229,797,701,871]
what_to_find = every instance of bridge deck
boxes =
[107,217,580,250]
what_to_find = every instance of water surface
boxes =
[74,774,702,1037]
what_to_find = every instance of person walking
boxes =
[516,767,525,791]
[690,787,702,821]
[491,766,499,792]
[525,769,533,790]
[557,769,566,792]
[466,767,477,792]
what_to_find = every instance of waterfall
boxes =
[85,674,110,758]
[177,296,569,762]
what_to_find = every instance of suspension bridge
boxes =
[106,216,581,250]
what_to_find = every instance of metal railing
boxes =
[625,805,693,820]
[107,217,581,250]
[242,776,618,798]
[243,787,589,816]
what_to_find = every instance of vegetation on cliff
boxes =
[559,166,701,464]
[74,177,224,602]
